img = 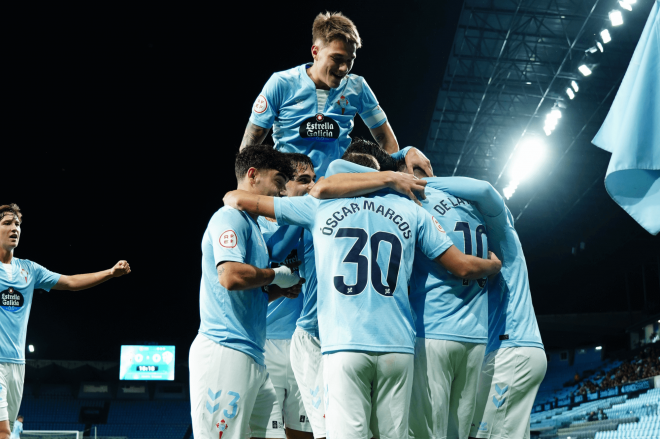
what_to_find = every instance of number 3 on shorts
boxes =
[224,391,240,418]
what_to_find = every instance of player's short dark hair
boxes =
[312,11,362,48]
[235,145,295,182]
[0,203,22,223]
[17,415,23,420]
[343,153,380,170]
[344,138,398,171]
[286,153,315,176]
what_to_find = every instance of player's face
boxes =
[284,164,316,197]
[0,214,21,251]
[313,39,356,89]
[254,168,288,198]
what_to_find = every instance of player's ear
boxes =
[247,167,258,183]
[311,45,319,60]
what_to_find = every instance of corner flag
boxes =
[592,0,659,235]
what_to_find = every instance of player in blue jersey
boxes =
[240,12,434,180]
[189,146,308,439]
[0,204,131,438]
[9,415,21,439]
[259,153,316,439]
[419,177,546,439]
[222,155,501,439]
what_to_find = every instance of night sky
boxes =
[6,1,659,362]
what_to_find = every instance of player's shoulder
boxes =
[210,206,252,229]
[13,258,45,273]
[257,216,279,233]
[269,64,307,85]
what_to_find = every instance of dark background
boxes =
[6,1,659,362]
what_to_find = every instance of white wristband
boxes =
[272,266,300,289]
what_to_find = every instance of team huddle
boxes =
[189,11,546,439]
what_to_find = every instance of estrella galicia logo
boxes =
[1,288,24,312]
[299,114,340,143]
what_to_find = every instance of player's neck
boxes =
[306,65,331,91]
[0,247,13,264]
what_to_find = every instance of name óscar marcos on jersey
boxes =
[321,200,412,239]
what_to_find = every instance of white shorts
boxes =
[189,334,283,439]
[323,351,414,439]
[469,347,547,439]
[263,339,312,437]
[290,328,325,438]
[0,362,25,432]
[410,338,486,439]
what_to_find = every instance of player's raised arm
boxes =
[369,120,399,153]
[223,190,276,219]
[52,260,131,291]
[239,121,271,150]
[435,247,501,280]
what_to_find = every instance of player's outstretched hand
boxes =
[386,172,428,206]
[405,148,434,178]
[110,260,131,277]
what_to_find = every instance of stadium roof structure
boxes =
[425,0,654,237]
[423,0,660,322]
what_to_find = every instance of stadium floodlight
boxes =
[609,10,623,26]
[619,1,632,11]
[578,65,592,76]
[601,29,612,43]
[510,138,547,182]
[566,88,575,99]
[595,346,603,350]
[597,42,604,52]
[586,46,598,54]
[503,181,518,200]
[571,81,579,92]
[544,109,562,135]
[28,344,34,352]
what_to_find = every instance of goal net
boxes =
[22,431,83,439]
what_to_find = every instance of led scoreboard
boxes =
[119,345,175,381]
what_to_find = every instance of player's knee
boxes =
[285,428,314,439]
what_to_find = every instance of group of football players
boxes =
[189,11,547,439]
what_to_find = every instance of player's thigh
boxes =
[290,330,325,438]
[447,343,485,439]
[282,346,313,435]
[0,363,24,433]
[324,351,375,439]
[189,334,265,439]
[468,350,496,438]
[250,373,285,438]
[409,338,456,438]
[371,352,414,439]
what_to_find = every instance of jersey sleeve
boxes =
[249,74,285,129]
[390,146,413,162]
[32,261,61,292]
[326,159,379,177]
[357,79,388,129]
[425,177,506,220]
[274,196,317,229]
[415,207,454,260]
[208,209,252,266]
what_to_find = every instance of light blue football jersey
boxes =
[0,258,60,364]
[273,190,453,355]
[424,177,544,354]
[258,217,304,340]
[410,185,489,344]
[296,228,318,337]
[249,64,387,177]
[198,206,270,365]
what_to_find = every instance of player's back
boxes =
[485,205,543,354]
[310,191,451,354]
[199,206,270,364]
[410,185,489,343]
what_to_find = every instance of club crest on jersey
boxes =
[299,114,340,143]
[20,269,28,283]
[1,287,24,312]
[253,95,268,114]
[219,230,238,248]
[432,217,446,233]
[336,95,349,115]
[216,419,229,438]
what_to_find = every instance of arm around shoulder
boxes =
[435,246,501,280]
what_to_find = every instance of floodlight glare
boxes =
[29,345,35,352]
[624,0,636,4]
[503,181,519,200]
[566,88,575,99]
[619,1,632,11]
[586,46,598,54]
[601,29,612,43]
[578,65,592,76]
[595,346,603,351]
[609,10,623,26]
[597,42,604,52]
[571,81,579,92]
[550,109,562,119]
[509,138,546,182]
